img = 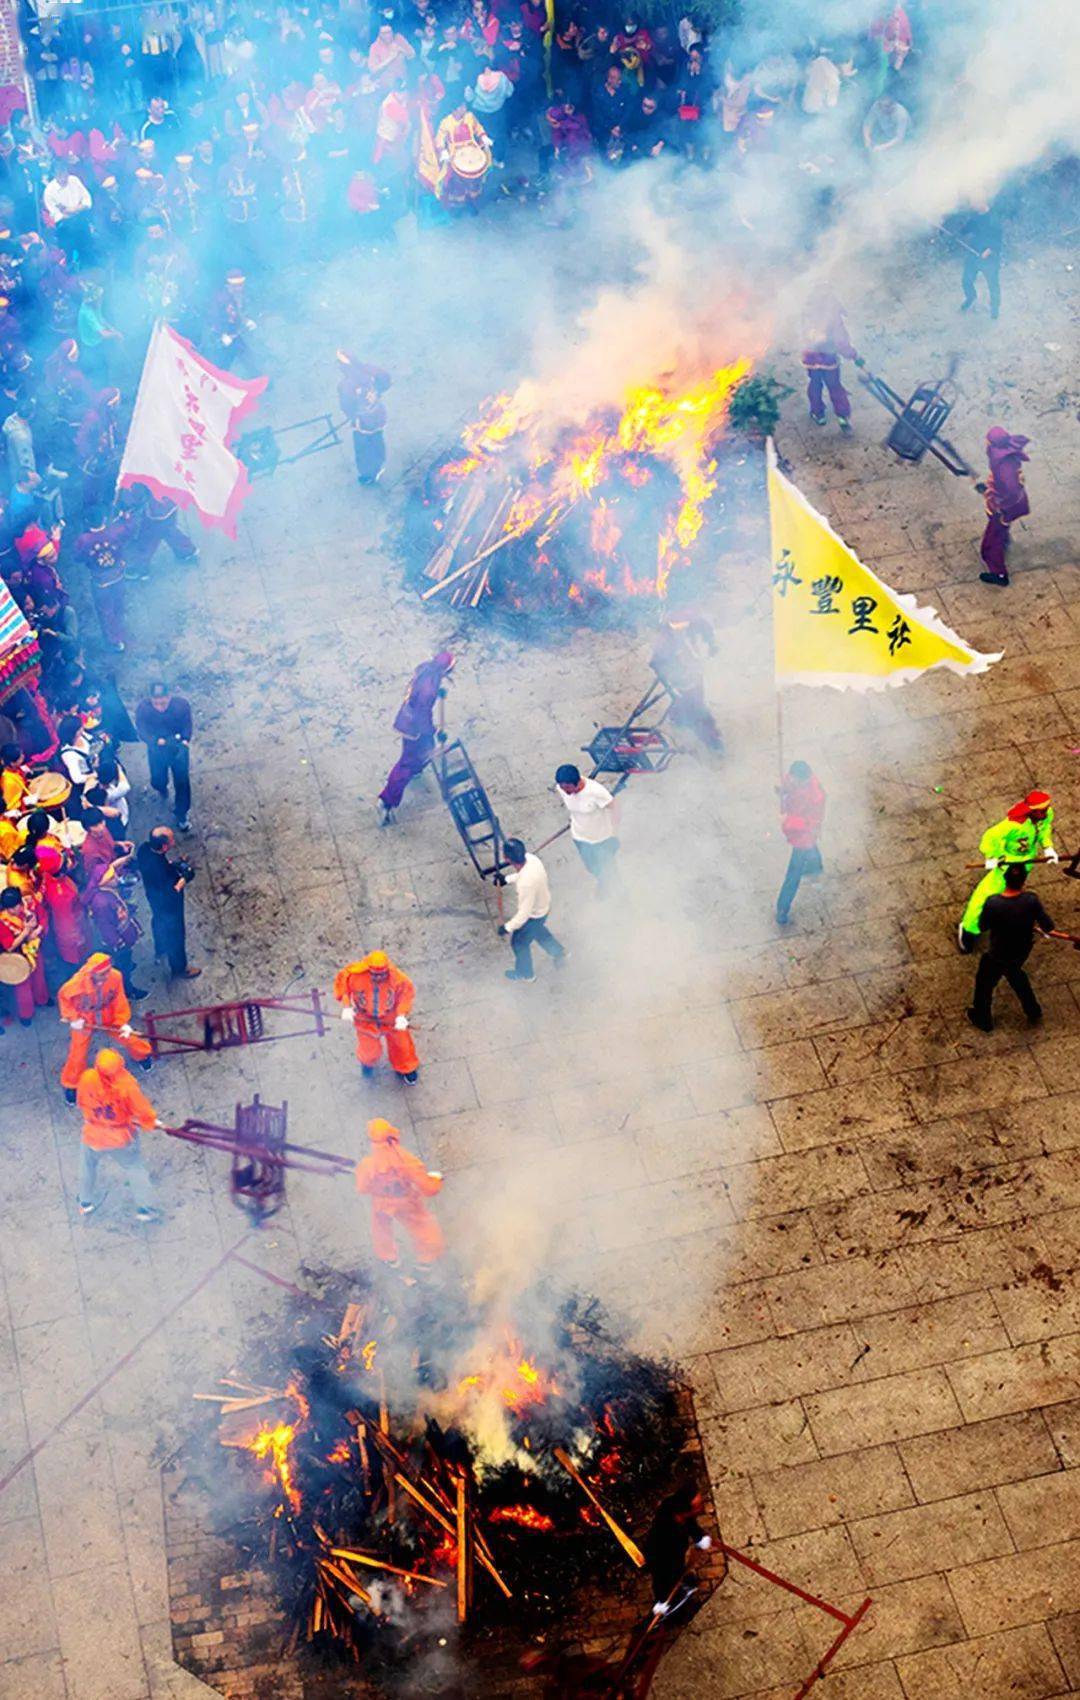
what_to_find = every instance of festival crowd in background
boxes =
[0,0,928,1028]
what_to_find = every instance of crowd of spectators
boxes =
[0,0,927,1024]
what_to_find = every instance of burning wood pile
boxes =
[411,362,754,621]
[193,1270,708,1684]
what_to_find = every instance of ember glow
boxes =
[488,1503,556,1533]
[420,360,754,615]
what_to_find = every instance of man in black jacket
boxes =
[135,679,193,831]
[136,826,201,979]
[967,862,1053,1032]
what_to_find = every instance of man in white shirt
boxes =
[43,161,92,223]
[555,763,620,891]
[43,162,93,266]
[498,838,566,983]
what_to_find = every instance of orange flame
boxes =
[250,1421,301,1514]
[489,1503,556,1533]
[360,1340,378,1372]
[244,1380,308,1515]
[448,359,753,603]
[454,1332,560,1418]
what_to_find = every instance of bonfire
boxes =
[412,361,755,619]
[197,1271,697,1673]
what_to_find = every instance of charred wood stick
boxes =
[393,1469,455,1536]
[420,556,482,599]
[363,1420,452,1516]
[317,1555,374,1609]
[536,499,575,547]
[553,1446,645,1567]
[468,486,517,563]
[455,1470,474,1623]
[163,1122,353,1176]
[329,1547,447,1588]
[377,1375,396,1525]
[193,1391,286,1412]
[392,1473,512,1598]
[442,516,538,584]
[424,480,489,581]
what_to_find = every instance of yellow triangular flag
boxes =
[767,440,1000,691]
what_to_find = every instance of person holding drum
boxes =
[0,885,48,1027]
[435,104,493,209]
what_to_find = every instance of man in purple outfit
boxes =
[378,651,455,822]
[979,426,1031,586]
[801,297,857,433]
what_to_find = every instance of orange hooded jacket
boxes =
[58,952,131,1030]
[76,1050,158,1150]
[333,955,415,1029]
[355,1119,441,1207]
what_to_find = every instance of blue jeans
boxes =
[777,846,823,923]
[574,837,619,889]
[78,1138,156,1211]
[511,916,566,977]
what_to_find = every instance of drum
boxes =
[24,772,72,810]
[450,140,490,181]
[0,952,30,985]
[54,818,87,849]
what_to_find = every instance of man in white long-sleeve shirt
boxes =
[555,763,620,891]
[43,162,93,266]
[498,838,566,983]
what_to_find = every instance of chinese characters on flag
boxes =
[118,324,267,538]
[767,441,1000,691]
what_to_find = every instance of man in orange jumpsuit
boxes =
[59,951,153,1103]
[354,1118,444,1267]
[333,950,420,1083]
[76,1048,164,1220]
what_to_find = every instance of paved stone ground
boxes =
[1,198,1079,1700]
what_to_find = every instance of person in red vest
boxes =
[776,760,826,926]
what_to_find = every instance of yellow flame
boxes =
[453,357,753,601]
[251,1422,301,1513]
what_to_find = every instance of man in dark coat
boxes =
[135,826,200,977]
